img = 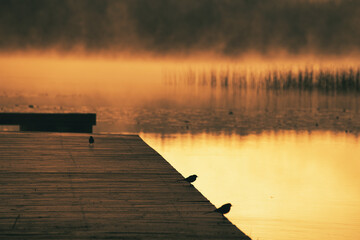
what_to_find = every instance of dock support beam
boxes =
[0,113,96,133]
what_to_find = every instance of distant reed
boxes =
[163,66,360,92]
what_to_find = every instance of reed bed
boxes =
[163,66,360,92]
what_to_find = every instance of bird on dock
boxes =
[206,203,232,215]
[89,136,94,145]
[177,174,197,183]
[215,203,232,214]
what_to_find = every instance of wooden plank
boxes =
[0,132,251,239]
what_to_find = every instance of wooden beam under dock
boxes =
[0,113,96,133]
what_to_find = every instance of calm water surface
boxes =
[141,131,360,240]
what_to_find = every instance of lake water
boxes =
[1,68,360,239]
[141,131,360,240]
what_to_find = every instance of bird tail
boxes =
[176,179,185,182]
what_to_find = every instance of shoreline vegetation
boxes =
[164,66,360,92]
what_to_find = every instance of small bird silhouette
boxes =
[89,136,94,145]
[206,203,232,215]
[214,203,232,214]
[177,174,197,183]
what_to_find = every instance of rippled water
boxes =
[2,89,360,134]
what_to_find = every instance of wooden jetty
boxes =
[0,132,251,240]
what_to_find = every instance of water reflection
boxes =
[141,131,360,240]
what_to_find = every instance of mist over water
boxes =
[1,56,360,135]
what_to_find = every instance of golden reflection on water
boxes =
[141,131,360,240]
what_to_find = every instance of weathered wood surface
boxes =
[0,132,250,240]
